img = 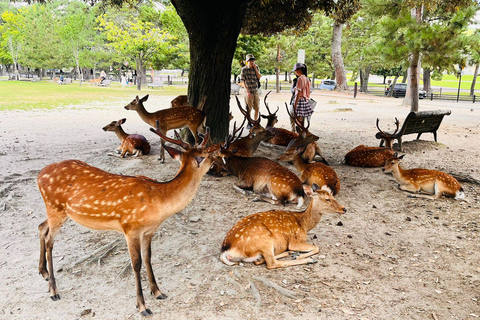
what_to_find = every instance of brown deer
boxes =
[213,130,306,208]
[37,127,213,316]
[344,118,399,167]
[382,153,465,200]
[220,183,346,269]
[171,94,189,108]
[102,118,151,157]
[124,94,206,162]
[278,147,340,195]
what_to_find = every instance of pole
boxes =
[457,71,462,102]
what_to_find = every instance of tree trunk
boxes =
[359,65,370,92]
[423,67,432,94]
[331,22,348,91]
[386,76,399,97]
[275,67,280,93]
[404,6,422,111]
[470,63,479,96]
[171,0,247,143]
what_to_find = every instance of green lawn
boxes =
[0,80,187,111]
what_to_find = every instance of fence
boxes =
[363,87,477,104]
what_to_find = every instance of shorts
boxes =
[244,90,260,112]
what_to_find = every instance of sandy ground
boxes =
[0,90,479,320]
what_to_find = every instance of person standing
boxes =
[100,70,107,84]
[240,54,261,129]
[127,70,133,86]
[292,62,313,128]
[121,73,127,88]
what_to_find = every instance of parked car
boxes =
[385,83,427,99]
[320,79,336,90]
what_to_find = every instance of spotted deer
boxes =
[170,94,189,108]
[37,127,213,316]
[220,183,346,269]
[278,147,340,195]
[213,129,306,207]
[102,118,151,157]
[382,153,465,200]
[124,94,206,162]
[344,118,399,167]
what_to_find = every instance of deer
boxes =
[278,146,340,195]
[171,94,189,108]
[37,126,213,317]
[213,128,306,207]
[124,94,206,163]
[102,118,151,157]
[382,153,465,200]
[220,183,346,269]
[344,118,399,167]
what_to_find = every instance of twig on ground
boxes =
[249,281,262,311]
[252,275,297,299]
[71,239,121,267]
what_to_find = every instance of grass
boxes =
[0,80,187,111]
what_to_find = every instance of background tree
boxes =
[1,9,24,80]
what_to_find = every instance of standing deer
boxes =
[220,183,346,269]
[382,153,465,200]
[170,94,189,108]
[37,127,213,316]
[278,147,340,195]
[344,118,399,167]
[102,118,151,157]
[124,94,205,162]
[213,130,306,207]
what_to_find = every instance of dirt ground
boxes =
[1,90,479,320]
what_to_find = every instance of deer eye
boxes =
[325,198,331,202]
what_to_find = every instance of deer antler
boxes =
[285,102,305,133]
[263,91,279,116]
[221,121,245,150]
[150,120,190,150]
[236,95,260,127]
[376,118,400,137]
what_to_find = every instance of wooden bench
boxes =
[99,79,111,87]
[376,109,451,151]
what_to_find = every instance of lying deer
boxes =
[382,153,465,200]
[344,118,399,167]
[213,130,306,207]
[220,183,346,269]
[124,94,206,162]
[278,147,340,195]
[37,127,213,316]
[102,118,151,157]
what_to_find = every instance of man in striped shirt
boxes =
[240,54,261,128]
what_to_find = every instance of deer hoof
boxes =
[50,294,61,301]
[140,308,153,317]
[155,293,168,300]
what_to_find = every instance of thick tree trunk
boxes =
[172,0,247,143]
[404,6,422,111]
[359,65,371,92]
[331,22,348,91]
[470,63,479,96]
[423,67,432,94]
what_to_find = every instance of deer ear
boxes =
[119,118,126,125]
[260,114,267,119]
[135,95,140,102]
[398,154,405,160]
[311,183,320,192]
[163,144,182,161]
[141,94,149,102]
[303,184,314,197]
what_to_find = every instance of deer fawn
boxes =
[213,129,306,207]
[124,94,206,162]
[102,118,151,157]
[37,127,213,316]
[220,183,346,269]
[278,147,340,195]
[382,153,465,200]
[344,118,399,167]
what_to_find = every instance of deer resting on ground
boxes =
[102,118,151,157]
[220,183,346,269]
[382,153,465,200]
[37,127,213,316]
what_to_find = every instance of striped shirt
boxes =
[241,65,259,94]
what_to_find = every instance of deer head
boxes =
[285,103,319,150]
[260,91,279,127]
[376,118,400,150]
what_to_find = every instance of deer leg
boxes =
[126,235,152,316]
[253,251,294,265]
[44,215,67,301]
[141,233,167,300]
[398,184,421,194]
[159,139,165,163]
[287,242,319,260]
[38,220,49,280]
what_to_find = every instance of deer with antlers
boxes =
[37,127,213,316]
[382,153,465,200]
[220,183,346,269]
[213,126,306,207]
[344,118,399,167]
[124,94,206,162]
[102,118,151,157]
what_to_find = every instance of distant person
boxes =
[292,62,313,128]
[57,75,64,85]
[127,70,133,86]
[240,54,261,129]
[121,73,127,88]
[100,70,107,84]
